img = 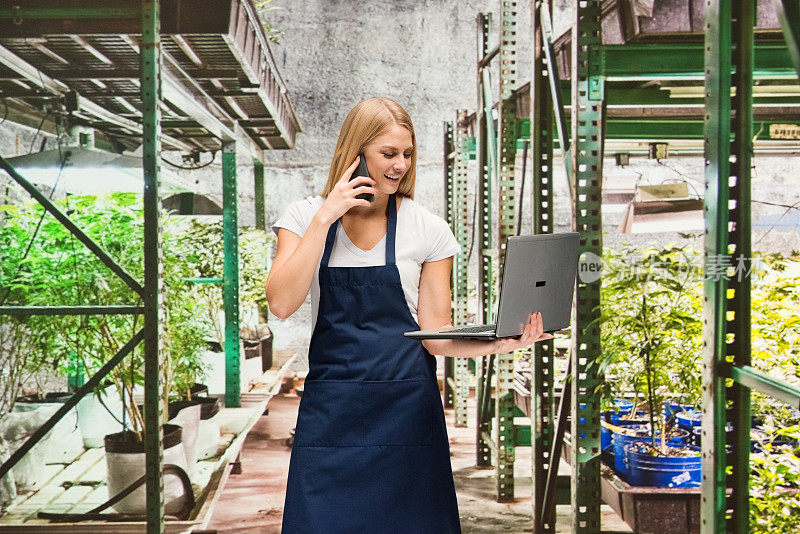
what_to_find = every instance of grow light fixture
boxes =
[618,183,704,234]
[2,147,192,194]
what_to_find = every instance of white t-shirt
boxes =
[272,195,461,330]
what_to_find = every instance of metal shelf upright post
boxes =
[222,140,242,408]
[530,0,558,530]
[568,0,605,531]
[495,0,521,503]
[475,11,495,472]
[141,0,166,530]
[702,1,753,532]
[453,110,472,427]
[443,119,456,409]
[443,113,472,423]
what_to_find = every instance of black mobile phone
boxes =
[349,153,374,203]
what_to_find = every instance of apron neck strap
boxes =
[320,194,397,267]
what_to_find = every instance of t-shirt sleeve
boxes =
[425,214,462,263]
[271,197,318,237]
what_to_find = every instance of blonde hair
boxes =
[322,97,417,199]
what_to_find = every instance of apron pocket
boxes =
[361,379,435,446]
[294,380,363,447]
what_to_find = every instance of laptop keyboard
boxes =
[447,324,497,334]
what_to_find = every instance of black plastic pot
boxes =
[105,423,182,453]
[188,383,209,398]
[260,330,273,371]
[168,397,221,421]
[15,392,73,404]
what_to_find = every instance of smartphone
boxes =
[349,153,374,203]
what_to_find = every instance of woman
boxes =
[266,97,551,533]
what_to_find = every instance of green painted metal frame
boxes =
[731,365,800,409]
[475,11,494,471]
[538,3,574,195]
[600,43,795,78]
[141,0,166,530]
[443,120,456,410]
[222,141,242,409]
[726,5,754,532]
[531,0,558,531]
[702,2,800,533]
[453,110,472,428]
[494,0,520,503]
[702,1,737,531]
[569,0,604,531]
[254,158,266,231]
[774,0,800,79]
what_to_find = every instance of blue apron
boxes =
[282,194,461,533]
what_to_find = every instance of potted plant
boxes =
[596,244,704,483]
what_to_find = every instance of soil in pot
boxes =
[610,423,690,479]
[104,424,191,515]
[624,442,701,488]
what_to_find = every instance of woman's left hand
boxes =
[493,312,553,354]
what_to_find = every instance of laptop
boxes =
[404,232,580,340]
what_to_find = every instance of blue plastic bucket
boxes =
[663,403,695,424]
[612,425,652,477]
[601,419,648,453]
[625,443,701,487]
[676,410,702,444]
[612,427,690,478]
[613,399,634,415]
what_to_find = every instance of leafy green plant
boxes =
[175,219,274,344]
[750,446,800,534]
[596,244,704,451]
[0,189,212,438]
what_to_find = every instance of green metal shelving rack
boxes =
[0,2,299,531]
[446,1,800,533]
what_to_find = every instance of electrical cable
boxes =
[27,111,51,154]
[160,151,217,170]
[656,159,800,244]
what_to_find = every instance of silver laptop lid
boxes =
[495,233,580,338]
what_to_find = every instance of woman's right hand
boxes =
[316,156,377,225]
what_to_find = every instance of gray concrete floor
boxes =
[205,386,631,533]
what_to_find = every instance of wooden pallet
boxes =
[0,355,296,534]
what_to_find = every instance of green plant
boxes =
[176,219,274,343]
[0,189,212,438]
[750,445,800,534]
[750,251,800,426]
[596,244,704,451]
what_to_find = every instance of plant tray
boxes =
[0,355,296,534]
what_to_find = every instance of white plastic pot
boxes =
[11,401,83,465]
[104,424,190,515]
[168,403,201,480]
[196,419,221,460]
[76,386,125,448]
